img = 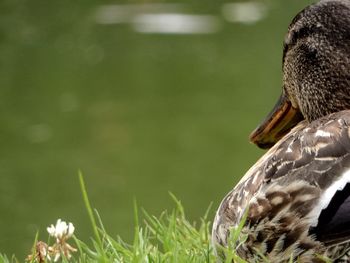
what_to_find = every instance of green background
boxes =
[0,0,312,258]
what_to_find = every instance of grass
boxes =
[0,173,247,263]
[75,172,218,262]
[0,174,332,263]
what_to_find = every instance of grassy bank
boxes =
[0,174,247,263]
[0,174,332,263]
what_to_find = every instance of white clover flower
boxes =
[27,219,77,262]
[46,219,77,261]
[47,219,75,240]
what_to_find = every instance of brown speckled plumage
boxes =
[213,0,350,262]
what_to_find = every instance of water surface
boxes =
[0,0,310,258]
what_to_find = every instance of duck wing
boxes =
[213,111,350,261]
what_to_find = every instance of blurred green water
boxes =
[0,0,311,258]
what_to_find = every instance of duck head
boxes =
[250,0,350,149]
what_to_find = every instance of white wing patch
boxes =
[309,169,350,227]
[315,130,332,138]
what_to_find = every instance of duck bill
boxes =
[249,92,304,149]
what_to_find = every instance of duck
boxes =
[212,0,350,262]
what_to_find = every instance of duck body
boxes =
[213,110,350,262]
[212,0,350,262]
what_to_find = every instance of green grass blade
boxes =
[78,171,106,260]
